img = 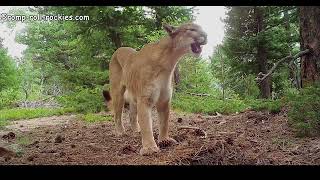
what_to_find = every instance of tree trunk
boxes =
[284,8,301,89]
[219,45,225,100]
[110,30,122,49]
[23,87,29,100]
[173,66,180,85]
[153,6,163,30]
[299,6,320,87]
[255,7,271,99]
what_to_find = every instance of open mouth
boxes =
[191,42,202,54]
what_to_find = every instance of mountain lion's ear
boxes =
[163,23,177,36]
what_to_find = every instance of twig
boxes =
[218,131,236,134]
[218,119,227,125]
[193,145,205,159]
[220,141,225,156]
[177,126,202,130]
[256,49,310,83]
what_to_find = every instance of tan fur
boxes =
[106,22,207,155]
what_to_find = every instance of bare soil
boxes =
[1,109,320,165]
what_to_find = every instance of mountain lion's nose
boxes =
[198,34,207,45]
[201,32,207,45]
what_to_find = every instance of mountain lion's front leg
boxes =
[129,102,140,133]
[137,97,159,155]
[156,100,177,148]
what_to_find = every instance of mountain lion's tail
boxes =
[102,89,112,111]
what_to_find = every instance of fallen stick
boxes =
[218,131,236,134]
[177,126,207,138]
[177,126,202,130]
[193,145,206,159]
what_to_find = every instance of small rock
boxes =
[177,118,183,123]
[20,125,24,128]
[54,135,64,143]
[71,144,76,148]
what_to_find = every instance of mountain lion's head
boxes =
[163,22,207,56]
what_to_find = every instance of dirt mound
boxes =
[5,115,75,132]
[1,110,320,165]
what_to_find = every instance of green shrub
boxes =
[0,88,20,109]
[172,93,282,115]
[287,84,320,137]
[56,86,105,113]
[16,136,31,146]
[245,99,282,114]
